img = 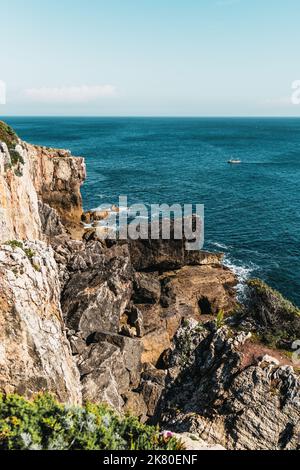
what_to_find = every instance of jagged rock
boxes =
[78,332,142,411]
[124,304,145,338]
[156,321,300,450]
[78,342,128,411]
[141,326,171,365]
[160,265,237,316]
[38,201,65,237]
[29,143,86,226]
[68,334,87,356]
[140,365,167,417]
[128,237,224,271]
[61,252,132,338]
[123,391,148,421]
[0,241,81,403]
[87,331,142,388]
[0,141,42,242]
[132,264,236,365]
[132,272,161,304]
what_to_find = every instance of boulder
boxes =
[78,342,129,411]
[88,331,142,388]
[128,237,223,272]
[61,254,132,338]
[38,201,65,237]
[132,271,161,304]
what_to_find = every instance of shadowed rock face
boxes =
[0,141,42,242]
[61,246,133,338]
[127,238,223,272]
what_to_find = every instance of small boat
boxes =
[228,159,241,164]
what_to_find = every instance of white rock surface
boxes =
[0,241,81,403]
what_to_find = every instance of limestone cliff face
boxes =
[0,128,85,243]
[0,124,83,403]
[0,141,42,242]
[0,241,81,403]
[27,142,86,226]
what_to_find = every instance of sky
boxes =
[1,0,300,116]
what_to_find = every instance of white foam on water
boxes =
[211,241,230,250]
[223,255,259,299]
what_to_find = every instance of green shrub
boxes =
[0,393,183,450]
[0,121,18,148]
[10,149,24,167]
[247,279,300,318]
[215,309,225,329]
[4,241,39,271]
[5,240,24,250]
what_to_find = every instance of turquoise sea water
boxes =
[5,117,300,306]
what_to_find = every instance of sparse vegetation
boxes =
[0,121,18,148]
[215,309,225,329]
[0,393,183,450]
[247,279,300,318]
[0,121,24,176]
[9,149,24,167]
[4,241,38,270]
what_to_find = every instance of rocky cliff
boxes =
[0,121,85,243]
[0,121,299,450]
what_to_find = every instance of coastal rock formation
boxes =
[0,122,85,243]
[61,244,132,337]
[1,121,299,450]
[155,321,300,450]
[28,143,86,226]
[127,237,223,272]
[0,241,81,403]
[0,140,42,242]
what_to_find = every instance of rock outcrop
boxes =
[153,320,300,450]
[240,279,300,349]
[0,241,81,403]
[28,143,86,227]
[0,122,85,243]
[0,140,42,242]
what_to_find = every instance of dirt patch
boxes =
[240,339,295,369]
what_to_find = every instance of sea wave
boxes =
[223,255,259,299]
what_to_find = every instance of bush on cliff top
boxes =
[245,278,300,349]
[247,279,300,318]
[0,121,18,148]
[0,393,182,450]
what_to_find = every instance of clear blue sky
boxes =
[1,0,300,116]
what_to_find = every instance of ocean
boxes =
[5,116,300,306]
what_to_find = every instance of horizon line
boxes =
[2,115,300,119]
